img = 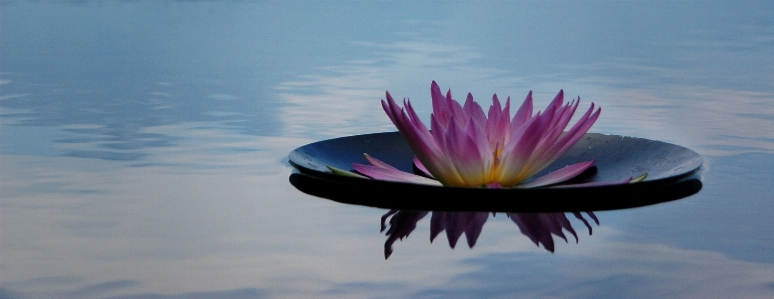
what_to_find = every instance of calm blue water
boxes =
[2,1,774,298]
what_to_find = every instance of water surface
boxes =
[2,1,774,298]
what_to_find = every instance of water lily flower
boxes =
[350,81,613,188]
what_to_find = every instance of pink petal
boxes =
[517,159,596,188]
[550,177,633,188]
[486,94,511,148]
[463,93,487,128]
[383,93,449,182]
[522,101,560,165]
[381,97,399,127]
[503,96,512,117]
[413,156,434,178]
[363,153,399,170]
[430,113,448,148]
[431,81,452,124]
[429,114,465,185]
[532,103,601,172]
[352,163,442,186]
[447,90,468,127]
[487,182,503,188]
[520,100,582,174]
[404,99,430,133]
[503,112,540,157]
[497,112,548,185]
[463,117,495,184]
[466,115,494,162]
[511,91,534,128]
[537,98,578,148]
[490,93,503,114]
[556,105,601,155]
[546,89,565,112]
[443,117,487,186]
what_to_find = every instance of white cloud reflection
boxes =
[594,85,774,156]
[413,225,774,299]
[276,40,520,140]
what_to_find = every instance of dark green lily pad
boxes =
[288,132,703,212]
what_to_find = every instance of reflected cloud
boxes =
[381,209,598,259]
[416,235,774,299]
[105,288,267,299]
[66,280,140,298]
[276,40,521,140]
[591,84,774,156]
[0,285,267,299]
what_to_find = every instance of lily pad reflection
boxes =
[381,209,598,259]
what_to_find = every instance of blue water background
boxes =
[2,1,774,298]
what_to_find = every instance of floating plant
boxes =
[289,82,703,212]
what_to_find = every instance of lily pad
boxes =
[288,132,703,212]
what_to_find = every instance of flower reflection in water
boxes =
[381,209,598,258]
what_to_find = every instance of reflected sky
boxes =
[2,1,774,298]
